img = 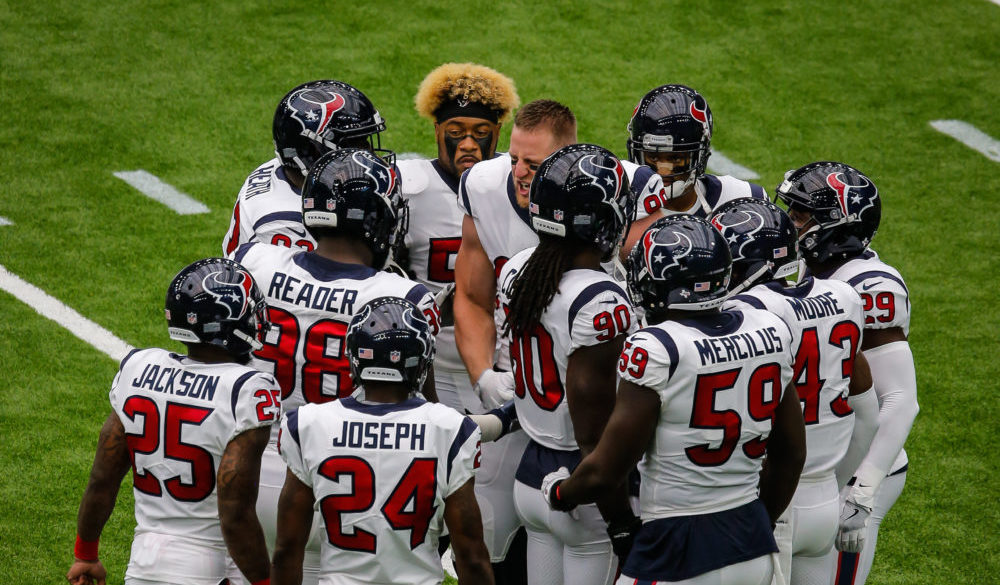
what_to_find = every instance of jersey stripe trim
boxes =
[231,370,259,420]
[119,347,143,370]
[431,159,460,194]
[749,182,766,200]
[405,283,433,306]
[251,211,304,232]
[639,327,680,379]
[729,294,767,310]
[458,170,473,216]
[566,280,629,336]
[702,175,723,209]
[232,242,256,263]
[845,270,909,297]
[285,407,301,447]
[505,173,532,227]
[447,417,478,483]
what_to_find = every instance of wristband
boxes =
[74,535,99,561]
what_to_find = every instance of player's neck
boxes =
[664,187,698,212]
[571,247,604,271]
[185,344,239,364]
[314,237,375,267]
[362,382,412,404]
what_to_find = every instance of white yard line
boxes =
[0,264,135,362]
[929,120,1000,162]
[0,217,11,226]
[113,170,211,214]
[707,151,761,180]
[396,152,428,161]
[991,0,1000,7]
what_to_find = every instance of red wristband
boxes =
[252,579,270,585]
[555,483,563,503]
[74,535,99,561]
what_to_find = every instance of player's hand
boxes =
[606,515,641,561]
[67,559,107,585]
[474,369,515,410]
[836,496,871,553]
[541,467,576,512]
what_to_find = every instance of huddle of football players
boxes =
[67,62,916,585]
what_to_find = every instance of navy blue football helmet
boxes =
[273,80,393,175]
[302,148,407,269]
[347,297,435,391]
[710,198,799,291]
[627,216,732,320]
[165,258,269,357]
[528,143,634,261]
[774,161,881,264]
[627,85,713,199]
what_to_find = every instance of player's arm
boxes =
[556,379,660,505]
[270,470,315,585]
[217,426,271,583]
[453,214,499,384]
[67,412,132,585]
[566,337,634,522]
[758,381,807,524]
[836,352,878,487]
[444,478,495,585]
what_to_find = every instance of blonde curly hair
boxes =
[415,62,519,124]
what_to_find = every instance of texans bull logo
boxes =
[578,154,625,203]
[643,227,693,279]
[202,270,255,320]
[711,208,765,262]
[689,100,709,127]
[826,172,876,219]
[289,88,346,136]
[352,150,397,198]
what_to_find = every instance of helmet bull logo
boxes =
[291,89,346,135]
[203,270,254,320]
[711,210,764,262]
[352,150,397,198]
[644,228,693,279]
[578,155,624,203]
[689,100,709,126]
[826,172,870,218]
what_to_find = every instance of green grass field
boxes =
[1,1,998,583]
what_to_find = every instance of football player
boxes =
[271,296,492,585]
[543,216,807,585]
[222,80,392,256]
[714,198,879,585]
[498,144,639,585]
[230,148,440,585]
[774,162,918,585]
[626,84,767,220]
[67,258,278,585]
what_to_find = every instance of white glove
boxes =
[474,369,515,410]
[836,496,871,553]
[541,467,575,512]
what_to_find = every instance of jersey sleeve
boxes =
[848,273,911,332]
[231,371,282,436]
[568,282,636,352]
[222,196,251,256]
[631,165,667,221]
[444,416,481,496]
[278,407,312,487]
[457,169,475,217]
[616,328,678,400]
[406,282,442,337]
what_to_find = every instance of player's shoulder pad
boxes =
[396,158,431,197]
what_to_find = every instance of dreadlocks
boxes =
[502,235,578,336]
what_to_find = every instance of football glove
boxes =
[836,496,871,553]
[541,467,576,512]
[606,515,641,561]
[474,368,515,410]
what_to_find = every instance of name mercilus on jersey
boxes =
[131,364,219,401]
[332,421,427,451]
[694,326,784,367]
[267,272,358,313]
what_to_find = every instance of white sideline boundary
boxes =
[0,264,135,362]
[929,120,1000,162]
[0,217,11,226]
[113,170,210,215]
[707,151,760,180]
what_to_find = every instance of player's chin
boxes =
[457,157,480,172]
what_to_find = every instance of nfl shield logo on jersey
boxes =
[390,350,401,363]
[326,199,336,211]
[554,209,564,221]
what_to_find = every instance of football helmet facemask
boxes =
[347,297,435,391]
[774,161,881,264]
[627,84,713,199]
[165,258,269,357]
[273,80,393,175]
[529,143,635,262]
[627,215,732,321]
[302,148,407,270]
[710,198,799,293]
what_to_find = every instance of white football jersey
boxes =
[659,174,768,219]
[618,309,794,519]
[397,158,465,374]
[726,277,865,480]
[622,160,666,221]
[223,158,316,256]
[813,249,911,336]
[232,243,438,427]
[109,348,281,545]
[279,397,481,585]
[497,247,637,451]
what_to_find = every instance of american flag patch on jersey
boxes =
[693,281,710,292]
[358,348,373,359]
[774,246,788,258]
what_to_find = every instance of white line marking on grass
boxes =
[396,152,428,161]
[991,0,1000,7]
[929,120,1000,162]
[0,264,135,362]
[707,151,760,180]
[0,217,11,226]
[113,170,210,214]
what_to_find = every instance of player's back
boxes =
[223,158,316,256]
[458,153,538,276]
[497,247,636,452]
[619,308,793,519]
[727,277,865,480]
[279,397,481,585]
[110,347,280,542]
[232,243,434,414]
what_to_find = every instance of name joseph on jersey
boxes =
[330,420,427,451]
